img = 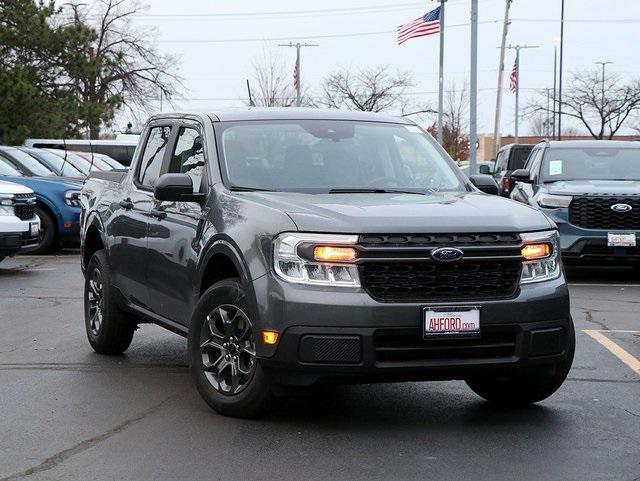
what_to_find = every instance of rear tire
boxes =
[84,250,135,354]
[188,279,276,418]
[466,321,575,405]
[28,206,57,254]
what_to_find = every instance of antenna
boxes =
[61,138,69,176]
[247,79,255,107]
[88,141,96,174]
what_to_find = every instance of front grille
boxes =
[358,233,522,303]
[11,194,36,221]
[569,196,640,230]
[374,327,517,364]
[14,203,35,221]
[360,261,521,302]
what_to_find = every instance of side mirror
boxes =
[511,169,532,183]
[479,164,491,175]
[154,173,204,203]
[469,174,500,195]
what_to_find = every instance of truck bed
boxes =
[88,169,128,184]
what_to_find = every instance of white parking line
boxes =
[583,330,640,377]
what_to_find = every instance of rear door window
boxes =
[138,126,172,188]
[508,147,533,170]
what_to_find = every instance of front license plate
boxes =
[30,222,39,236]
[423,307,480,339]
[607,232,636,247]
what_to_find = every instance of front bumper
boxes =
[252,272,571,386]
[0,215,40,255]
[541,207,640,262]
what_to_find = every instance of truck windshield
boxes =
[541,147,640,182]
[215,120,465,193]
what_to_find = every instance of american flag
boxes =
[509,61,518,93]
[397,7,441,45]
[293,63,299,89]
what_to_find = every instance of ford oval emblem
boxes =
[431,247,464,262]
[611,203,633,213]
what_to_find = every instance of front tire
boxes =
[188,279,275,418]
[84,250,135,354]
[466,321,575,405]
[28,206,58,254]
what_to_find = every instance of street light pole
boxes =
[278,42,319,107]
[552,37,560,139]
[595,61,613,106]
[558,0,565,140]
[469,0,478,173]
[437,0,447,146]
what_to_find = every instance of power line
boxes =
[158,20,501,44]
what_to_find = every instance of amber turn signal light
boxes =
[521,243,551,260]
[262,331,280,345]
[313,246,357,262]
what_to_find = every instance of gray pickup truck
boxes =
[80,108,574,418]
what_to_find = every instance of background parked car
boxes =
[493,143,534,197]
[510,140,640,266]
[74,151,125,170]
[18,147,85,178]
[0,146,58,177]
[457,160,495,177]
[45,149,106,176]
[24,139,138,166]
[0,167,82,254]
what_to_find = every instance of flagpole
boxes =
[295,45,301,107]
[437,0,446,145]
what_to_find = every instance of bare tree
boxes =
[427,81,470,160]
[528,112,552,136]
[320,65,413,112]
[67,0,181,138]
[249,49,297,107]
[528,70,640,139]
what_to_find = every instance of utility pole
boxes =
[552,37,559,139]
[437,0,447,146]
[558,0,565,140]
[492,0,512,160]
[505,44,539,143]
[278,42,319,107]
[595,61,613,106]
[469,0,478,173]
[159,89,163,112]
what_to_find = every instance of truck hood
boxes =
[0,179,33,195]
[545,179,640,196]
[240,191,554,233]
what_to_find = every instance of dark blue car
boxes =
[0,150,82,253]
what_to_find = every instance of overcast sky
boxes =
[112,0,639,135]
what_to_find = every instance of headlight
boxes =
[520,230,561,284]
[273,233,360,286]
[537,193,572,208]
[0,195,14,216]
[64,190,81,207]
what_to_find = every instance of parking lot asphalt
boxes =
[0,253,639,481]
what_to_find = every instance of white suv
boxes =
[0,180,40,264]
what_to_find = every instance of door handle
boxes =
[119,199,133,210]
[150,208,167,220]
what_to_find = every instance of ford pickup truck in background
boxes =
[80,108,574,418]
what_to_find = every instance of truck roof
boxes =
[148,107,413,125]
[542,140,640,149]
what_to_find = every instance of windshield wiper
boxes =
[329,188,430,195]
[229,185,274,192]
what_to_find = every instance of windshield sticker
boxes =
[405,125,423,134]
[549,160,563,176]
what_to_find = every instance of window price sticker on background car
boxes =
[423,307,480,338]
[608,232,636,247]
